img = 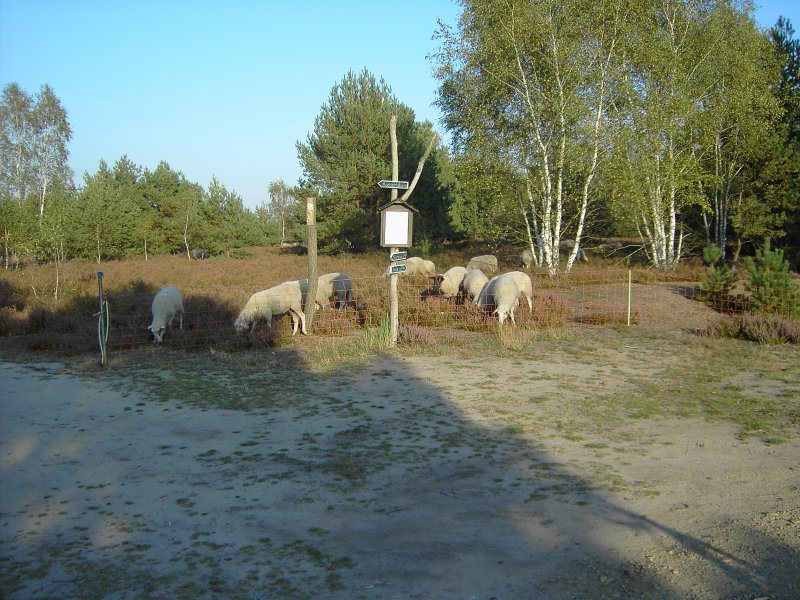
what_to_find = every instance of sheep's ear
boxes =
[146,325,152,332]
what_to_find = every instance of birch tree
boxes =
[608,0,774,268]
[434,0,630,274]
[695,3,780,259]
[31,85,73,219]
[266,180,300,245]
[0,83,34,206]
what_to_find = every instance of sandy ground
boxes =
[1,346,799,599]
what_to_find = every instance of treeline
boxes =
[0,84,274,265]
[2,156,272,264]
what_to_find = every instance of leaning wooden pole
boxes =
[305,197,318,331]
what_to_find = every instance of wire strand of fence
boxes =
[2,267,797,360]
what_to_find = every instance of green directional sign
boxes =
[378,180,409,189]
[390,250,407,261]
[389,263,407,274]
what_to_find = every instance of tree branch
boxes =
[399,131,439,202]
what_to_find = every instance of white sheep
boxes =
[234,281,307,336]
[520,248,533,270]
[382,256,436,277]
[503,270,534,312]
[300,272,355,310]
[466,254,498,274]
[433,266,468,299]
[462,268,489,304]
[148,286,184,343]
[560,239,588,262]
[477,273,521,326]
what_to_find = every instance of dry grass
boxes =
[0,244,719,362]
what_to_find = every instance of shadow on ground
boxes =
[0,348,796,599]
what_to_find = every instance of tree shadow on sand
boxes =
[0,349,796,599]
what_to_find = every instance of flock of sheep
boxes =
[146,252,536,343]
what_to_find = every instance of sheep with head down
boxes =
[462,268,489,304]
[478,273,521,326]
[234,281,307,336]
[148,286,184,343]
[300,272,355,310]
[503,270,534,312]
[382,256,436,277]
[432,266,468,300]
[466,254,498,275]
[520,248,533,270]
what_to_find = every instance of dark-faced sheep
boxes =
[433,266,468,300]
[300,272,355,310]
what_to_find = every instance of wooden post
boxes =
[389,116,400,348]
[305,197,318,331]
[97,272,109,367]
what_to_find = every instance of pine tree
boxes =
[745,240,800,316]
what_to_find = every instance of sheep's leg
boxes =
[289,311,299,336]
[178,310,184,330]
[292,308,308,335]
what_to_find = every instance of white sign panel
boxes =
[383,210,410,246]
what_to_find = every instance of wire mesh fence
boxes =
[2,267,798,361]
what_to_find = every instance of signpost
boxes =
[390,250,407,262]
[389,263,407,275]
[378,115,436,347]
[378,180,409,189]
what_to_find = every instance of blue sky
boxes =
[1,1,797,210]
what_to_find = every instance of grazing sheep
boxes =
[191,248,208,260]
[382,256,437,277]
[433,266,468,300]
[300,272,355,310]
[234,281,307,336]
[466,254,498,274]
[559,239,588,262]
[463,268,489,304]
[503,270,534,312]
[148,286,184,343]
[520,248,534,270]
[477,273,521,326]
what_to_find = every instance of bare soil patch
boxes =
[1,322,799,599]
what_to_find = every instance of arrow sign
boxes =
[389,263,407,274]
[378,180,409,189]
[390,250,407,261]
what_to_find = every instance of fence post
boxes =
[305,197,318,332]
[627,269,632,326]
[97,272,109,367]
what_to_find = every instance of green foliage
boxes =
[700,245,738,304]
[0,83,73,214]
[745,240,800,316]
[258,180,303,245]
[296,68,451,253]
[770,17,800,141]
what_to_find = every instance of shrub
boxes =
[399,323,436,346]
[706,314,800,344]
[745,241,800,317]
[700,245,737,307]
